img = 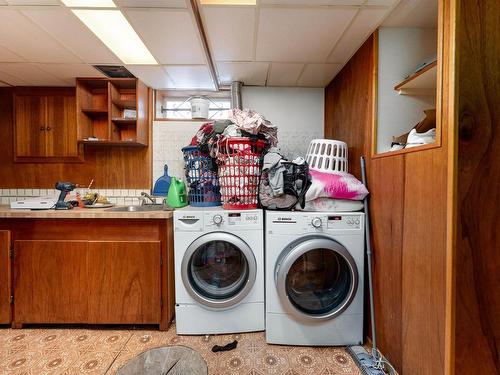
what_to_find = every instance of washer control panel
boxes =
[326,215,361,230]
[268,212,364,234]
[205,210,262,230]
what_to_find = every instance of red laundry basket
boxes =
[216,137,266,210]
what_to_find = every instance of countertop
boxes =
[0,205,173,219]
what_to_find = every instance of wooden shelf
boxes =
[112,98,136,109]
[111,117,136,124]
[81,108,108,118]
[394,60,437,95]
[79,139,146,147]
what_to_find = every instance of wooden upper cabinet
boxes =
[0,231,11,324]
[13,88,81,161]
[14,95,47,158]
[46,95,78,157]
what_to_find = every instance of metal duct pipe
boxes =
[230,81,243,109]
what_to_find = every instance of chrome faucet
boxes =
[139,192,156,206]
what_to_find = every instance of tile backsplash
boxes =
[0,188,159,205]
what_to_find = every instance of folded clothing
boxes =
[296,198,364,212]
[305,170,368,201]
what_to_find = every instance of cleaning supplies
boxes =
[153,164,171,196]
[167,177,188,208]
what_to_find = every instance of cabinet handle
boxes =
[46,126,51,131]
[40,126,45,131]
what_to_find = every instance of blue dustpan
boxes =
[153,164,171,196]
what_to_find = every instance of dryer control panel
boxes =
[205,211,262,230]
[267,212,364,234]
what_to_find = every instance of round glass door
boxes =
[182,232,256,309]
[276,237,358,320]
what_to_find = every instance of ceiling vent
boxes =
[93,65,135,78]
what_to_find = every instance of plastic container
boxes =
[216,137,266,210]
[305,139,348,174]
[182,146,221,207]
[190,97,210,119]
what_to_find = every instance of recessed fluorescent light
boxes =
[200,0,257,4]
[62,0,116,7]
[72,10,157,65]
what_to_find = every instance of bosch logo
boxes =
[278,217,292,221]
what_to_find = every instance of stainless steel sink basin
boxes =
[106,205,172,212]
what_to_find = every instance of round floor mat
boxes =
[116,345,208,375]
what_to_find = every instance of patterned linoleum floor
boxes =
[0,324,362,375]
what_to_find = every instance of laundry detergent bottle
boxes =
[167,177,188,208]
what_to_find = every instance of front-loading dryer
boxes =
[174,206,264,334]
[266,211,365,346]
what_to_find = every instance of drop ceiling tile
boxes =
[297,63,342,87]
[0,10,80,64]
[0,45,26,63]
[267,63,303,86]
[328,8,388,63]
[0,63,70,86]
[256,7,357,62]
[0,70,27,85]
[0,81,10,86]
[22,8,121,65]
[216,62,268,86]
[6,0,60,4]
[126,65,175,89]
[202,6,255,61]
[115,0,187,7]
[124,9,205,64]
[260,0,363,4]
[383,0,438,28]
[35,64,104,85]
[163,65,215,90]
[365,0,399,5]
[0,0,8,4]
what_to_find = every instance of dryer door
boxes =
[182,232,257,309]
[275,236,359,321]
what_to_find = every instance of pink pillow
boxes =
[305,170,368,201]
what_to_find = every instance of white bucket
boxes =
[190,97,210,119]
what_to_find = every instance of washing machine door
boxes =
[181,232,257,309]
[275,236,358,321]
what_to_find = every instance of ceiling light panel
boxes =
[297,63,342,87]
[267,63,304,86]
[202,6,256,61]
[328,8,387,63]
[260,0,362,4]
[0,9,80,63]
[216,62,269,86]
[124,10,205,64]
[61,0,116,7]
[256,7,357,62]
[22,8,120,64]
[71,9,157,64]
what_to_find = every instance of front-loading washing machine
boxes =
[174,206,264,334]
[266,211,365,346]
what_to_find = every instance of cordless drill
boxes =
[55,182,80,210]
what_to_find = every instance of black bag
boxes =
[258,153,311,210]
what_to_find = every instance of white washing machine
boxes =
[266,211,365,346]
[174,206,265,335]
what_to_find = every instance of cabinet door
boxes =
[14,95,47,157]
[46,95,78,157]
[13,240,88,324]
[87,241,161,324]
[0,231,10,324]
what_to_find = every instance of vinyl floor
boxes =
[0,323,362,374]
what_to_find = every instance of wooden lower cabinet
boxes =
[0,230,11,323]
[13,240,88,324]
[87,241,161,324]
[13,240,161,326]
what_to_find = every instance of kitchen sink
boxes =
[106,205,172,212]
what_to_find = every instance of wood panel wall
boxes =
[324,0,454,371]
[0,88,152,189]
[454,0,500,373]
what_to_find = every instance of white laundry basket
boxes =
[306,139,348,174]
